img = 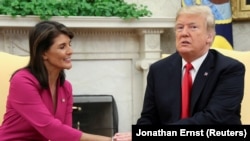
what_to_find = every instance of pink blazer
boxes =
[0,69,82,141]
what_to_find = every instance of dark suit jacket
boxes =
[137,49,245,125]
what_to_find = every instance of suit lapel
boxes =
[190,51,214,113]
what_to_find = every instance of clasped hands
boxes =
[113,132,132,141]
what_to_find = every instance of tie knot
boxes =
[185,63,193,71]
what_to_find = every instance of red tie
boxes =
[181,63,193,119]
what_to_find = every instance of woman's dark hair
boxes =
[27,20,74,89]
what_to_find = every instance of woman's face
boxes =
[43,34,73,72]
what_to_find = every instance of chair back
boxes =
[0,52,29,123]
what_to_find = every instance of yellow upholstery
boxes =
[162,48,250,124]
[211,35,233,50]
[0,52,29,123]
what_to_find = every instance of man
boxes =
[113,5,245,141]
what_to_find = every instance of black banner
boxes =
[132,125,250,140]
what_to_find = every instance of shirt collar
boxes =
[182,52,208,72]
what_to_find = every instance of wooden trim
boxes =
[231,0,250,21]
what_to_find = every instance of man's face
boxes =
[175,13,213,61]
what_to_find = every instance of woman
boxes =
[0,21,112,141]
